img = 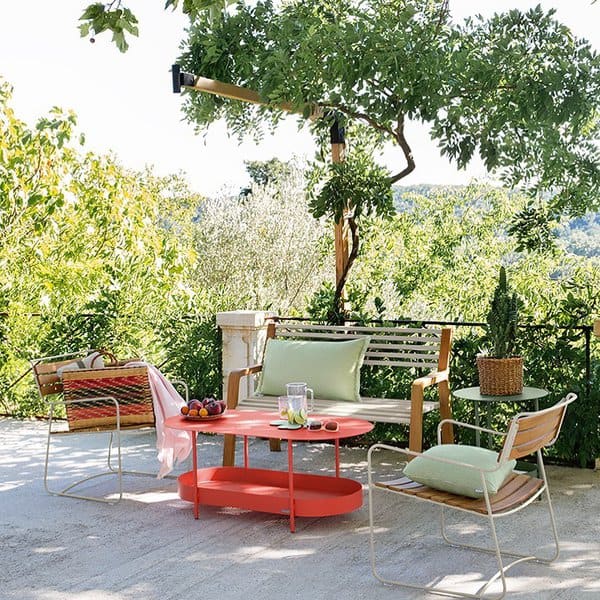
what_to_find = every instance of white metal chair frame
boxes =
[367,393,577,600]
[32,351,189,504]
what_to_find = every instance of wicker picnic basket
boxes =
[62,355,154,432]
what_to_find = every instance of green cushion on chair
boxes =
[403,444,516,499]
[257,337,370,402]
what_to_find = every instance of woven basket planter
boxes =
[476,356,523,396]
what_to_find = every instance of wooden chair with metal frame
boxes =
[31,350,188,504]
[367,392,577,600]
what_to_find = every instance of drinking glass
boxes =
[277,396,289,420]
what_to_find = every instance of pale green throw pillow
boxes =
[257,337,370,402]
[403,444,516,499]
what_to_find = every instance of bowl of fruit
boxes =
[180,397,227,420]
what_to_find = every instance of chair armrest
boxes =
[170,379,189,403]
[226,364,263,409]
[436,419,507,445]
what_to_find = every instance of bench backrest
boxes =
[268,322,452,373]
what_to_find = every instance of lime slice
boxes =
[294,411,306,425]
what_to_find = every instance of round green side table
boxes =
[453,386,549,476]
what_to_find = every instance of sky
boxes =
[1,1,599,197]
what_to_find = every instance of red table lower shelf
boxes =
[165,410,374,532]
[178,466,364,517]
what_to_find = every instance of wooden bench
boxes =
[223,321,453,466]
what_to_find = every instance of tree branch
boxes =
[388,113,416,184]
[328,215,359,323]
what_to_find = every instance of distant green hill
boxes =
[393,184,600,259]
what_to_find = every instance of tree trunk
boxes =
[328,216,359,324]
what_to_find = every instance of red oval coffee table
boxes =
[165,410,373,532]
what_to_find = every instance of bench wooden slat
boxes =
[276,330,442,344]
[368,342,441,351]
[365,350,440,360]
[363,359,439,368]
[277,324,441,335]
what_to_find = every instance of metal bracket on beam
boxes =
[330,118,345,144]
[171,64,196,93]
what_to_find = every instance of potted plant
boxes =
[476,266,523,395]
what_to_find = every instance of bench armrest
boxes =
[410,370,452,450]
[226,364,263,409]
[412,370,449,389]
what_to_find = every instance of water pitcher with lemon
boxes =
[285,382,314,426]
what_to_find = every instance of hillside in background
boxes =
[393,184,600,258]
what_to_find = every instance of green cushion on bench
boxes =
[257,337,370,402]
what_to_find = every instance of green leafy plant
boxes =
[308,137,394,321]
[484,266,520,359]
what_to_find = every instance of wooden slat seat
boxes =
[375,473,544,515]
[237,395,439,422]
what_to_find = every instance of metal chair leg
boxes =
[106,429,179,480]
[369,483,495,599]
[44,400,124,504]
[440,456,560,566]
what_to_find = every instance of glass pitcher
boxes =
[285,381,314,425]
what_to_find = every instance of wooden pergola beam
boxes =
[172,64,316,116]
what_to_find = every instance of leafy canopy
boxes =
[78,1,600,244]
[177,1,600,221]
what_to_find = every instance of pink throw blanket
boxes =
[126,362,192,478]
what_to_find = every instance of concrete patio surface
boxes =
[1,417,599,600]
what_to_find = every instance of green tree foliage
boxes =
[78,1,600,239]
[0,80,202,413]
[193,161,333,314]
[78,0,232,51]
[307,129,394,320]
[175,2,599,227]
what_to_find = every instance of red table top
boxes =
[164,409,373,441]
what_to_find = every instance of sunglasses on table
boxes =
[307,420,340,432]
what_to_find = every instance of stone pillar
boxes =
[216,310,276,403]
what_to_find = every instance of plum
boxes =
[188,399,203,411]
[206,401,221,416]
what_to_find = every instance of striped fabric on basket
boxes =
[62,366,154,431]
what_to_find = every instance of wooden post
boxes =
[331,119,349,299]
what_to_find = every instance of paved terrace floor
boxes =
[1,417,599,600]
